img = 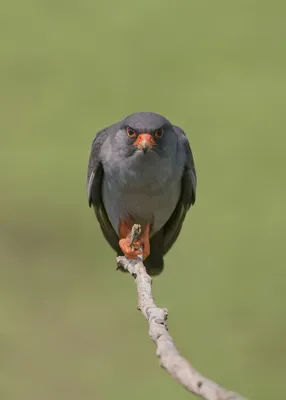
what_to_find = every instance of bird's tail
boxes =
[144,229,164,275]
[144,252,164,276]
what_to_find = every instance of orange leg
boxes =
[119,220,150,260]
[119,219,142,259]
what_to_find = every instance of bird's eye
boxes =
[126,127,136,138]
[154,128,164,139]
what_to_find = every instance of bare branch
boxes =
[117,246,248,400]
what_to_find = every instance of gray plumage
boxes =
[87,112,197,275]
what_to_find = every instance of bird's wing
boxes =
[162,125,197,254]
[87,127,120,253]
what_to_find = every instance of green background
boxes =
[1,1,285,399]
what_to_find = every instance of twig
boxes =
[117,226,248,400]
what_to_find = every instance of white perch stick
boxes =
[117,249,248,400]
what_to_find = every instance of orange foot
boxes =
[119,220,150,260]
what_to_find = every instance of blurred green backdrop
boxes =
[1,1,286,399]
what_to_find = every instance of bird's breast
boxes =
[102,153,183,235]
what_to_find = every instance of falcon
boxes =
[87,112,197,275]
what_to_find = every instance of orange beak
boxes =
[134,133,156,153]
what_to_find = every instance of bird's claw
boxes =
[119,238,143,259]
[118,222,150,260]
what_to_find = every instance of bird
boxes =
[86,112,197,276]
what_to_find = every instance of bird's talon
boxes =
[119,238,143,259]
[119,222,150,260]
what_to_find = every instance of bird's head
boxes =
[115,112,177,158]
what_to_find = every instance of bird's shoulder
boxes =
[173,125,194,162]
[91,122,119,149]
[172,124,197,204]
[173,124,190,147]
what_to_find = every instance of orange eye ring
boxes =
[154,128,164,139]
[126,127,136,138]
